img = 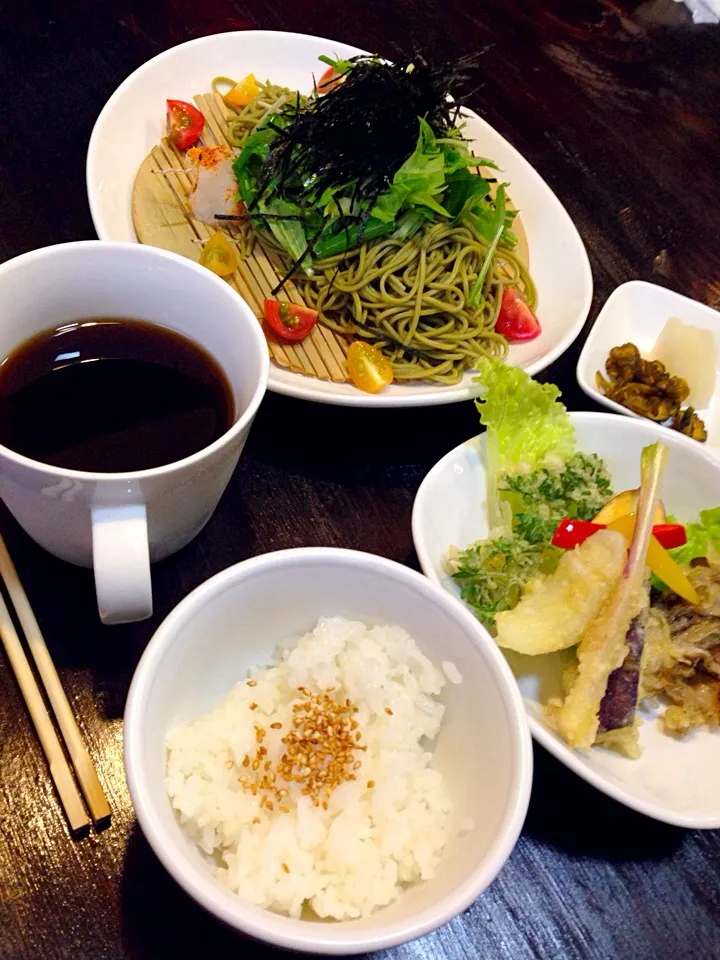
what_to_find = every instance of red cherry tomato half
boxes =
[318,65,345,94]
[166,99,205,151]
[495,288,541,342]
[263,299,318,343]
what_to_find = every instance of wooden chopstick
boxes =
[0,534,111,828]
[0,589,90,834]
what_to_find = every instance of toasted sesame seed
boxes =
[225,760,233,770]
[367,780,375,789]
[282,862,290,873]
[279,805,289,814]
[385,707,393,716]
[253,817,261,824]
[247,680,257,687]
[235,686,367,806]
[249,702,258,711]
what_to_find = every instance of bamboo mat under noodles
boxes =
[132,92,350,382]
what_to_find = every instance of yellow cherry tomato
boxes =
[346,341,393,394]
[224,73,260,107]
[199,231,236,277]
[606,514,699,605]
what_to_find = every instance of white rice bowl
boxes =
[166,617,462,920]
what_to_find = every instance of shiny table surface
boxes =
[1,2,719,958]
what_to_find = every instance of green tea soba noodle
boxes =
[213,75,537,384]
[297,223,534,383]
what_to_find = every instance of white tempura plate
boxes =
[412,412,720,828]
[87,30,593,407]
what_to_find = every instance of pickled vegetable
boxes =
[650,317,716,408]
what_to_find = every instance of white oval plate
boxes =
[87,30,593,407]
[412,411,720,828]
[576,280,720,456]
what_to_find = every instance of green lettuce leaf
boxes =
[371,118,450,223]
[441,141,499,176]
[257,196,310,268]
[443,169,492,224]
[665,506,720,569]
[473,358,576,532]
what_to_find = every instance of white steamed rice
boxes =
[165,616,459,920]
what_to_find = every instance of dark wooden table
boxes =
[1,1,719,957]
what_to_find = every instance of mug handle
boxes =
[91,504,152,625]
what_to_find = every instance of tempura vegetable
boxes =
[555,442,669,749]
[494,529,627,655]
[598,612,647,732]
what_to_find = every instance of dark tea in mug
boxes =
[0,318,235,472]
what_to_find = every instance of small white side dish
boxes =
[124,548,532,954]
[577,280,720,455]
[87,29,593,407]
[412,412,720,829]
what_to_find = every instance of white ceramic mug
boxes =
[0,242,269,624]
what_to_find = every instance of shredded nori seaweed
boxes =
[254,53,478,212]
